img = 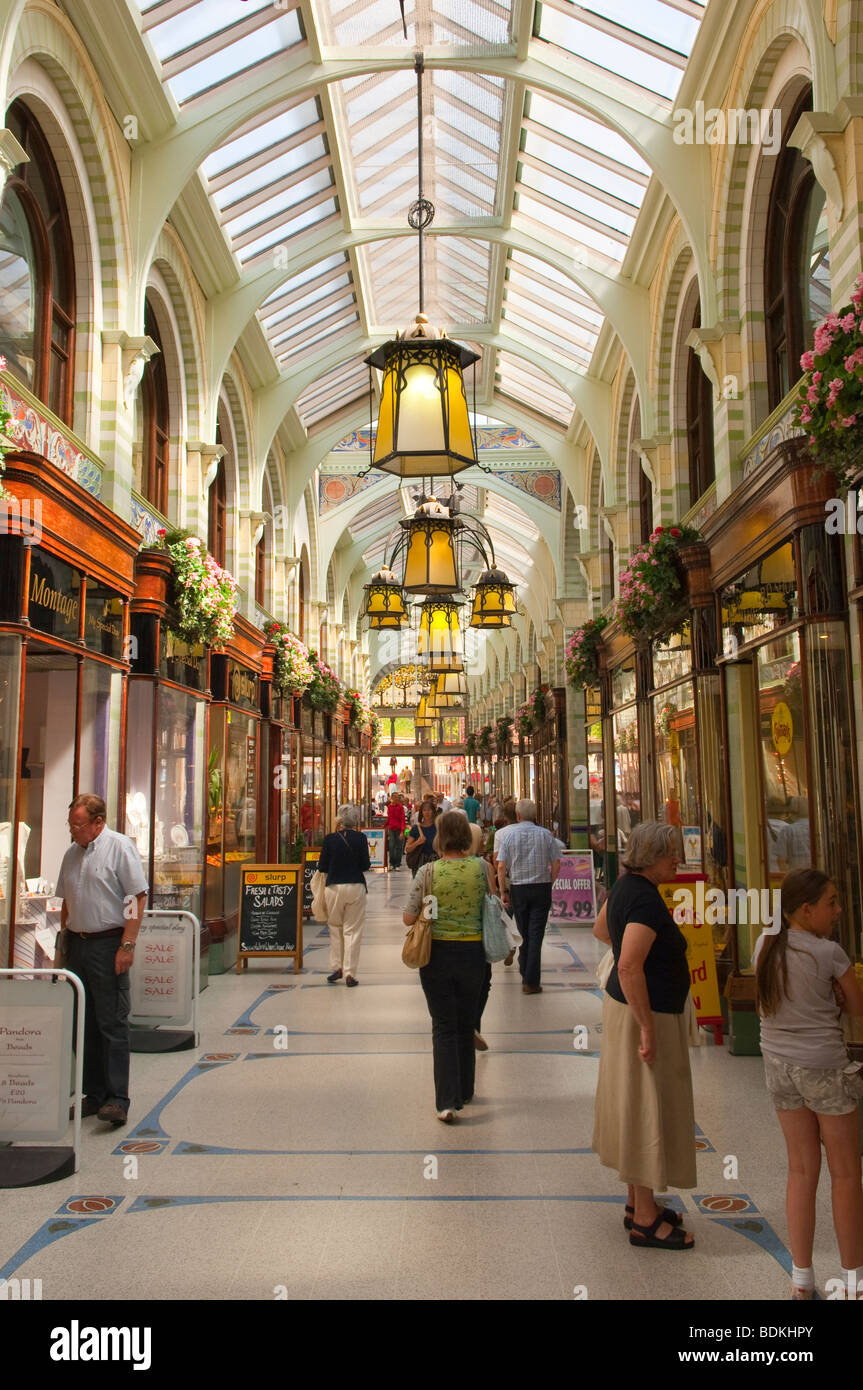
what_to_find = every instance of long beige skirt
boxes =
[592,993,697,1191]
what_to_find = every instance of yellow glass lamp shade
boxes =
[366,330,480,479]
[363,568,407,628]
[418,599,463,672]
[470,569,517,628]
[401,499,458,594]
[437,670,467,696]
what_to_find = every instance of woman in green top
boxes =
[404,811,497,1122]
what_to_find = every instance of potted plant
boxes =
[147,528,238,648]
[346,689,371,729]
[263,620,314,697]
[617,525,702,640]
[515,704,534,738]
[565,614,608,688]
[530,685,551,726]
[793,273,863,486]
[307,651,342,712]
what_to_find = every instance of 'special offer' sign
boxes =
[549,852,597,923]
[238,864,303,971]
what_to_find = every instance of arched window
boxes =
[0,100,75,423]
[685,299,715,503]
[255,530,267,608]
[764,86,831,408]
[208,422,226,567]
[141,299,169,516]
[298,561,306,641]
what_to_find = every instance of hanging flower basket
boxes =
[264,619,314,697]
[477,724,494,755]
[307,650,342,712]
[148,528,237,648]
[495,715,513,753]
[565,614,608,688]
[465,732,478,756]
[793,274,863,487]
[370,713,382,753]
[346,689,372,730]
[515,704,534,738]
[617,526,702,640]
[530,685,551,726]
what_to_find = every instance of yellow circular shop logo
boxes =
[772,701,793,756]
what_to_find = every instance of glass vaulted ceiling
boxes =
[132,0,707,432]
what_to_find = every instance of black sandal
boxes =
[629,1211,694,1250]
[624,1203,683,1232]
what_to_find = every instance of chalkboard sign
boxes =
[237,864,303,972]
[302,848,321,919]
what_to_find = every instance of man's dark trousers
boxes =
[509,883,552,988]
[64,932,131,1110]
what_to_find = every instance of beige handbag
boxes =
[310,870,328,922]
[402,862,435,969]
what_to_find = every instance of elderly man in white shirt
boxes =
[494,799,561,994]
[57,793,148,1126]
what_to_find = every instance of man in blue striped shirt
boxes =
[494,800,562,993]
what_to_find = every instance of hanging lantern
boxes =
[469,568,517,628]
[362,567,408,628]
[436,669,467,697]
[366,317,479,479]
[426,675,461,712]
[417,598,463,672]
[400,498,458,594]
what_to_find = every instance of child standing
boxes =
[754,868,863,1299]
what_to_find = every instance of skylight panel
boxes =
[519,162,637,237]
[523,130,646,206]
[145,0,274,60]
[527,93,650,174]
[211,138,328,211]
[225,170,334,237]
[164,12,304,104]
[535,0,694,101]
[515,192,627,262]
[239,198,338,263]
[202,102,320,179]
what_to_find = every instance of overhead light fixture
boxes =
[363,54,479,481]
[401,498,458,593]
[417,597,464,672]
[362,567,409,628]
[469,568,517,628]
[436,670,467,697]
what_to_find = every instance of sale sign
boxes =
[658,876,722,1027]
[550,852,596,923]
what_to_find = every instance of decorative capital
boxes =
[788,113,844,219]
[0,129,27,196]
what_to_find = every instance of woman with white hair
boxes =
[318,804,371,987]
[591,820,696,1250]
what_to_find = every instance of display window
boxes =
[653,682,697,849]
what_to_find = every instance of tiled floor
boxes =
[0,870,850,1300]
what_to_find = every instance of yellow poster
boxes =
[658,880,722,1023]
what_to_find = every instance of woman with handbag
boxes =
[318,804,371,987]
[405,799,439,877]
[403,811,497,1122]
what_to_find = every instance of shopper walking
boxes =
[386,792,406,871]
[754,868,863,1299]
[56,794,148,1126]
[494,799,561,993]
[319,804,371,987]
[591,821,696,1250]
[463,785,481,824]
[403,811,496,1121]
[405,799,439,876]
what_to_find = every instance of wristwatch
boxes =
[120,941,136,952]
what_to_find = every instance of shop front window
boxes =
[78,660,123,827]
[653,683,697,855]
[0,638,22,963]
[721,543,798,649]
[153,687,205,918]
[224,713,258,913]
[205,710,225,920]
[20,645,77,890]
[612,707,640,848]
[652,625,692,688]
[301,744,323,846]
[756,631,809,882]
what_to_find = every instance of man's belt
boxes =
[65,926,125,941]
